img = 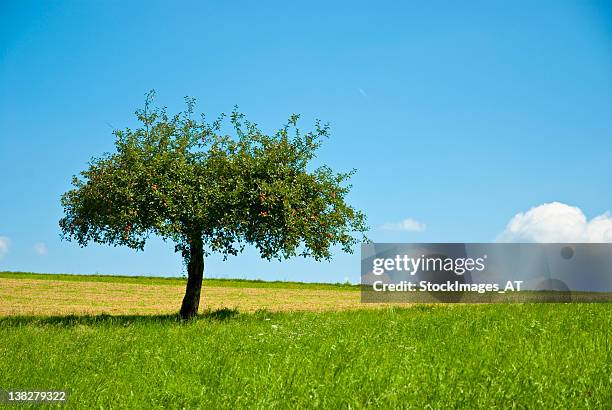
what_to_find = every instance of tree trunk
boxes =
[179,237,204,319]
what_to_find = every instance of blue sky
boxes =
[1,0,611,283]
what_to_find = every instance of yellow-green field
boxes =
[0,272,384,316]
[0,279,365,316]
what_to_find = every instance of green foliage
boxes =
[60,91,367,261]
[1,305,610,408]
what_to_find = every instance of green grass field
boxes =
[0,274,611,408]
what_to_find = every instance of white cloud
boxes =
[497,202,612,243]
[0,236,8,258]
[382,218,426,232]
[33,242,48,256]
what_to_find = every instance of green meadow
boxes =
[0,276,610,409]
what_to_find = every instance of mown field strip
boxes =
[0,278,388,316]
[0,271,359,290]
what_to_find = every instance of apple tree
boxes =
[59,92,367,319]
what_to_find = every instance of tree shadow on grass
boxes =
[0,308,240,327]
